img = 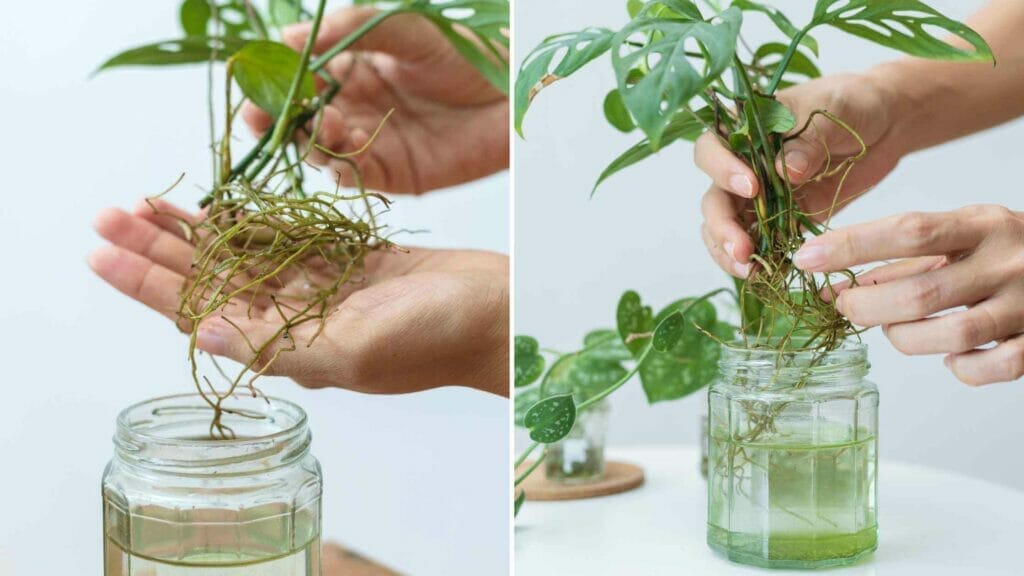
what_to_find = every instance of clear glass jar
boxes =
[545,399,610,483]
[707,343,878,569]
[102,394,322,575]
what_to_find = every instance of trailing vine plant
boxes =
[513,0,991,514]
[514,288,735,514]
[97,0,508,438]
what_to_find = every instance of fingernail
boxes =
[196,326,227,357]
[729,174,754,197]
[724,241,737,260]
[733,261,751,278]
[793,244,828,270]
[943,355,952,369]
[784,150,810,176]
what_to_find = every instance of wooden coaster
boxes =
[516,460,645,501]
[323,542,403,576]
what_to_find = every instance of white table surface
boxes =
[514,445,1024,576]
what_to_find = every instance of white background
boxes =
[515,0,1024,491]
[0,2,509,575]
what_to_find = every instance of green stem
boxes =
[515,441,540,469]
[309,10,403,72]
[268,0,328,152]
[515,449,548,486]
[765,25,813,96]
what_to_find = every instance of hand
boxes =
[322,541,400,576]
[243,6,509,195]
[697,72,906,278]
[88,200,509,396]
[791,205,1024,387]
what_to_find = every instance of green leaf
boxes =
[231,40,315,119]
[96,37,247,72]
[515,386,541,427]
[582,329,633,363]
[638,298,721,403]
[514,490,526,516]
[524,394,577,443]
[812,0,993,62]
[412,0,511,95]
[732,0,818,56]
[754,42,820,90]
[627,0,644,17]
[653,311,685,352]
[269,0,303,27]
[756,95,796,133]
[593,107,713,194]
[603,90,635,132]
[180,0,212,36]
[514,335,546,388]
[612,5,741,148]
[616,290,654,357]
[541,353,628,407]
[515,28,615,136]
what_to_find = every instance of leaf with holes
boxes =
[231,40,315,119]
[96,37,247,73]
[524,394,576,443]
[515,27,615,136]
[612,5,740,149]
[593,107,713,194]
[811,0,993,62]
[732,0,818,56]
[515,335,546,388]
[412,0,510,94]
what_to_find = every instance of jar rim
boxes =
[116,392,307,446]
[717,340,869,386]
[114,393,311,475]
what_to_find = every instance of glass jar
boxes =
[706,342,878,569]
[545,399,610,483]
[102,394,322,575]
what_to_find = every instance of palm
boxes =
[90,200,508,395]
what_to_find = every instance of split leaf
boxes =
[96,37,247,72]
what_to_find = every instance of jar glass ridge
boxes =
[102,394,322,575]
[707,342,879,569]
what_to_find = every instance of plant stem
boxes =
[515,441,541,469]
[765,25,813,96]
[268,0,328,153]
[309,10,403,72]
[515,450,548,486]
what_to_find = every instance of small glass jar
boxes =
[102,394,322,575]
[707,343,878,569]
[545,399,610,483]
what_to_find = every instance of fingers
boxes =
[793,210,989,272]
[823,256,947,302]
[133,198,202,241]
[88,245,184,324]
[241,102,274,137]
[283,7,439,61]
[884,295,1023,355]
[945,333,1024,386]
[94,207,195,276]
[701,186,754,278]
[694,132,758,199]
[835,257,994,327]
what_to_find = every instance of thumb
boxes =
[282,7,440,61]
[774,106,860,185]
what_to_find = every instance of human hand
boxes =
[243,6,509,195]
[322,541,401,576]
[791,205,1024,386]
[697,72,907,278]
[88,200,509,397]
